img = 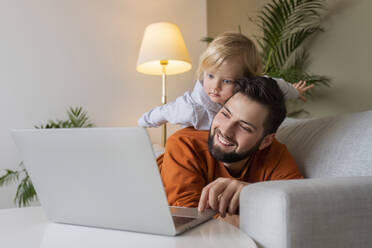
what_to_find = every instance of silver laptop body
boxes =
[11,127,216,236]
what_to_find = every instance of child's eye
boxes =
[208,74,214,79]
[223,79,233,84]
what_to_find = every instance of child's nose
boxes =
[210,79,221,90]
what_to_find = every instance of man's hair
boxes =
[233,76,287,135]
[196,32,263,81]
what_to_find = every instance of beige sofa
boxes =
[240,110,372,248]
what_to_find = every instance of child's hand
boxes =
[293,81,314,102]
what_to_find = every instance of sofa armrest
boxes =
[240,176,372,248]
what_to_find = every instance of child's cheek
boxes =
[219,95,232,104]
[223,88,235,101]
[202,81,209,95]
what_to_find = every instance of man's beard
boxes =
[208,128,263,163]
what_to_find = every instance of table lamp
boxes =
[137,22,192,146]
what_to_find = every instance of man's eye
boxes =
[241,125,252,133]
[221,111,229,118]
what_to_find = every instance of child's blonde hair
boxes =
[197,32,263,81]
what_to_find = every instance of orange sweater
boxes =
[157,127,304,207]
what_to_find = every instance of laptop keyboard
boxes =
[172,215,196,227]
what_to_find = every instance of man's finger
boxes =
[198,183,211,211]
[208,179,229,210]
[228,184,247,215]
[228,189,241,215]
[198,180,218,211]
[205,200,210,210]
[218,180,238,217]
[228,182,248,215]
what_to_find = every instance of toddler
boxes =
[138,32,312,130]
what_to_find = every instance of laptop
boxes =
[11,127,216,236]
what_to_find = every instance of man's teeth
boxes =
[218,134,233,146]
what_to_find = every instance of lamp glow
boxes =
[136,22,192,146]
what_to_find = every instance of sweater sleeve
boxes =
[137,92,197,128]
[272,77,299,100]
[157,133,208,207]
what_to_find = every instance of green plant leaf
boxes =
[35,106,93,129]
[0,169,20,187]
[5,107,94,207]
[14,170,37,207]
[201,37,214,43]
[256,0,328,72]
[67,107,93,128]
[252,0,331,107]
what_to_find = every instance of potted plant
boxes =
[0,107,93,207]
[203,0,331,116]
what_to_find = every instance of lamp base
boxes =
[161,62,167,147]
[162,123,167,147]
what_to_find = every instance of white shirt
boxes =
[138,78,299,130]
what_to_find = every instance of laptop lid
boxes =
[11,127,177,236]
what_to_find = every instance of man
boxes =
[157,76,303,221]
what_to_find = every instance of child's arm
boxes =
[272,78,313,102]
[272,77,299,100]
[138,93,197,128]
[292,81,314,102]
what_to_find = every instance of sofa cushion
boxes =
[276,110,372,178]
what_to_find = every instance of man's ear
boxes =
[258,133,275,151]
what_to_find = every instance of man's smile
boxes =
[215,129,236,147]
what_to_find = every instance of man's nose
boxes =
[219,120,235,139]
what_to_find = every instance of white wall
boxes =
[207,0,265,38]
[0,0,207,208]
[207,0,372,117]
[305,0,372,117]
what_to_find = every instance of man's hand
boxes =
[218,214,240,227]
[198,177,249,217]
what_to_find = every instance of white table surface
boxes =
[0,207,257,248]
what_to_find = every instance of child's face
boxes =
[202,58,245,104]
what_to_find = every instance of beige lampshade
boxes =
[136,22,192,75]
